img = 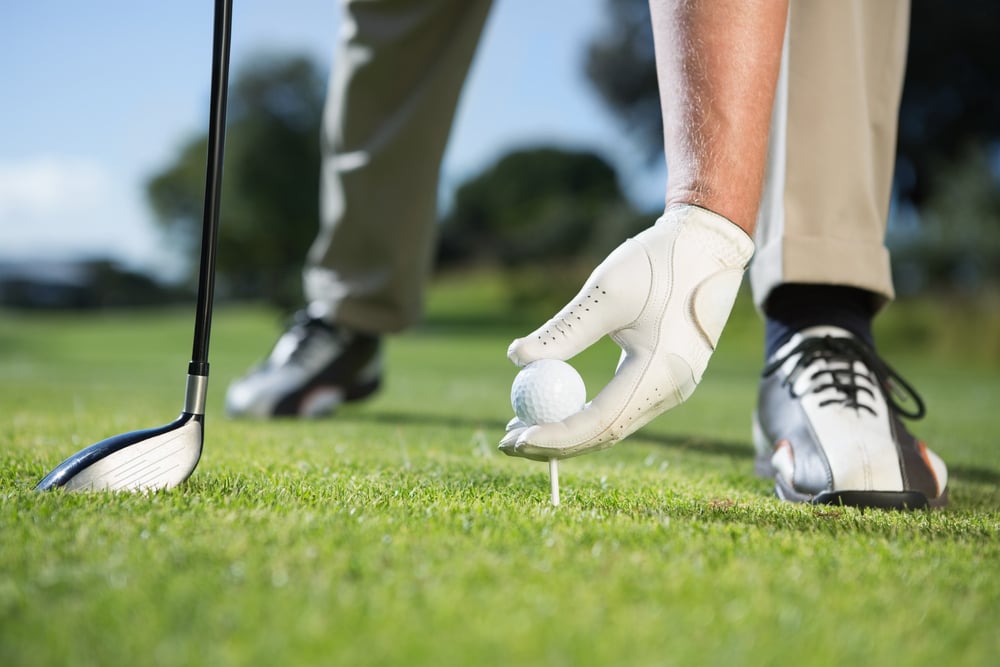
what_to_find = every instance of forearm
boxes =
[650,0,788,235]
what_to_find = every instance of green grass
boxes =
[1,274,998,667]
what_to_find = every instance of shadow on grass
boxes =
[338,408,753,461]
[336,408,505,432]
[948,464,1000,486]
[630,431,753,461]
[337,409,1000,486]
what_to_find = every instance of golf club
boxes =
[36,0,233,492]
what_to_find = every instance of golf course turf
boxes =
[2,274,997,666]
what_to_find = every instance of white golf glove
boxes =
[499,204,754,461]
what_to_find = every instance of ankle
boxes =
[763,284,877,359]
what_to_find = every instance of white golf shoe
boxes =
[753,326,948,509]
[225,311,381,418]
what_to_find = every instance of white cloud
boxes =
[0,155,111,219]
[0,155,184,280]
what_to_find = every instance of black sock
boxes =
[763,284,878,359]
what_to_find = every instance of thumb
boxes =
[507,238,652,367]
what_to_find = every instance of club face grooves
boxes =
[35,414,204,492]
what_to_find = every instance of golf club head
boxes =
[35,413,204,492]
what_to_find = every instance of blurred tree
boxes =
[0,259,185,310]
[584,0,661,163]
[584,0,1000,210]
[147,54,325,310]
[889,145,1000,294]
[897,1,1000,208]
[437,147,644,268]
[436,146,653,312]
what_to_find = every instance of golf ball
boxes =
[511,359,587,425]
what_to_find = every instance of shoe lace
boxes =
[762,335,925,420]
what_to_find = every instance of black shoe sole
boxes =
[813,490,929,510]
[774,474,947,510]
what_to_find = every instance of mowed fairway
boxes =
[2,274,998,667]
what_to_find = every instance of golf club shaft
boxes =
[190,0,233,376]
[34,2,231,491]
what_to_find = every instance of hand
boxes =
[498,205,754,461]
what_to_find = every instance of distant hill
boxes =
[0,259,190,310]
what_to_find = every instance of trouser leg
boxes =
[750,0,911,312]
[305,0,494,332]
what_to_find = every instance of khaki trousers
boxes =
[305,0,910,332]
[304,0,494,332]
[751,0,911,311]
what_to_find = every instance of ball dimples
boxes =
[511,359,586,425]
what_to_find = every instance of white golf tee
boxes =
[549,458,560,506]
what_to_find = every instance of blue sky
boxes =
[0,0,666,280]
